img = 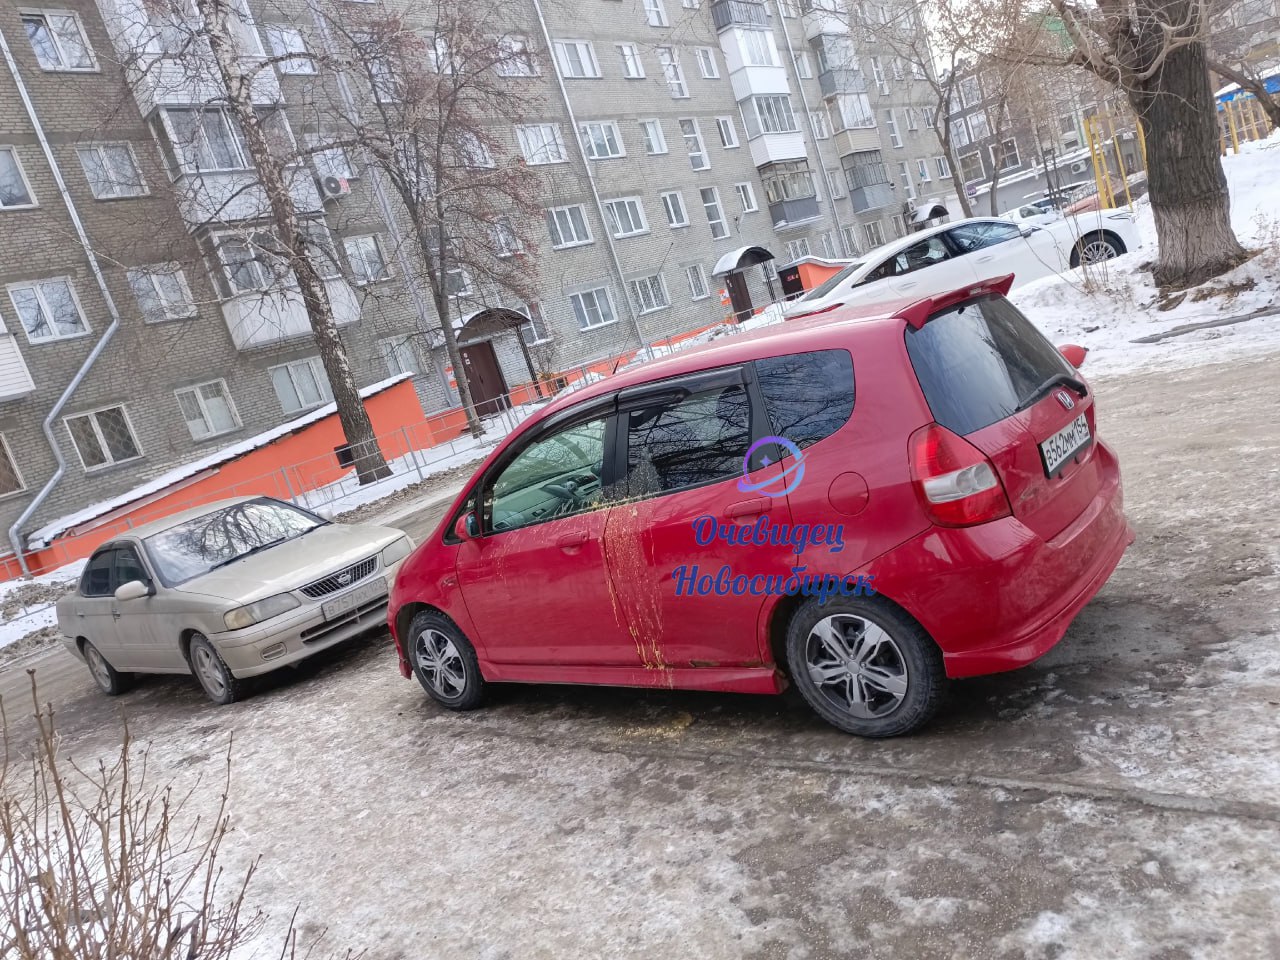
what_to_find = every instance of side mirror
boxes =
[453,512,479,541]
[1058,343,1089,368]
[1019,224,1039,237]
[314,505,336,521]
[114,579,151,602]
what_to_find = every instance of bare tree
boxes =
[1207,0,1280,130]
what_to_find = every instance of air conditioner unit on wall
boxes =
[318,175,351,201]
[1069,160,1089,175]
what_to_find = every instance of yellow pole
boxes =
[1251,97,1268,140]
[1086,118,1107,209]
[1137,118,1148,170]
[1105,111,1133,209]
[1226,101,1240,153]
[1218,108,1227,156]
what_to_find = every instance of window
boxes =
[778,0,800,15]
[840,225,860,256]
[165,108,249,173]
[810,110,830,140]
[891,57,904,81]
[959,75,981,108]
[553,40,600,78]
[897,161,914,199]
[176,380,240,440]
[623,384,750,496]
[264,24,314,75]
[515,302,551,343]
[829,93,874,130]
[81,549,115,597]
[76,144,146,199]
[916,158,932,182]
[639,119,667,155]
[890,214,905,237]
[695,47,719,78]
[700,187,727,239]
[495,35,536,77]
[947,221,1021,253]
[873,235,950,278]
[270,357,332,414]
[793,51,812,78]
[715,116,739,148]
[547,204,592,248]
[884,109,902,148]
[604,197,648,237]
[968,110,991,141]
[312,145,354,180]
[734,181,758,212]
[925,107,937,128]
[989,138,1020,172]
[580,121,625,159]
[959,151,984,183]
[0,435,24,496]
[22,12,95,71]
[679,119,709,170]
[214,230,287,294]
[493,219,523,257]
[784,238,809,261]
[870,57,887,94]
[827,167,845,198]
[761,160,816,203]
[682,0,701,6]
[628,274,669,314]
[657,47,687,98]
[740,95,798,138]
[863,220,885,247]
[459,132,494,169]
[905,106,919,131]
[65,406,140,470]
[569,287,616,329]
[9,279,88,343]
[428,37,455,74]
[381,336,421,377]
[343,235,389,283]
[741,30,776,67]
[644,0,669,26]
[445,264,472,296]
[0,148,36,209]
[935,156,951,179]
[617,42,645,78]
[686,264,709,300]
[516,124,568,165]
[842,150,889,193]
[128,265,195,322]
[952,117,970,148]
[754,350,854,450]
[660,190,689,227]
[488,418,608,532]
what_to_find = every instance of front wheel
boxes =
[408,611,486,710]
[785,597,945,738]
[1073,232,1122,267]
[82,639,130,696]
[188,633,245,705]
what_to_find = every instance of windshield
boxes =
[144,498,323,585]
[799,260,866,301]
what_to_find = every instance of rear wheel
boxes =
[785,597,945,737]
[1072,232,1122,266]
[409,611,485,710]
[188,633,245,705]
[82,639,130,696]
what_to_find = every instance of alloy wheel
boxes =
[804,614,909,719]
[415,628,467,699]
[86,645,112,690]
[193,643,227,699]
[1081,239,1118,264]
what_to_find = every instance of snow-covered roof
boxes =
[27,374,413,549]
[712,245,775,277]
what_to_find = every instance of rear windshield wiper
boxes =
[1016,372,1088,412]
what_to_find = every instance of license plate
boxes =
[1039,413,1091,476]
[321,577,387,621]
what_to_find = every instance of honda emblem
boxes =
[1055,390,1075,410]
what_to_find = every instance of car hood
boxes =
[175,524,405,603]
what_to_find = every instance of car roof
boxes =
[106,495,265,543]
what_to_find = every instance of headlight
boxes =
[381,536,412,566]
[224,593,301,631]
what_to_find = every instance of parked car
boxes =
[388,276,1133,737]
[781,212,1139,321]
[1005,203,1065,228]
[57,496,413,704]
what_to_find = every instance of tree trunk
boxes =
[199,0,391,483]
[1129,4,1247,288]
[433,290,486,439]
[939,127,974,218]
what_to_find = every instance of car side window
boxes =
[81,549,115,597]
[624,384,750,498]
[753,350,855,458]
[113,545,149,588]
[897,236,951,275]
[948,222,1022,253]
[484,417,608,534]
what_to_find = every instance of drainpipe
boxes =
[529,0,648,352]
[1,27,124,576]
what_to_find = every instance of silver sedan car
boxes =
[56,496,412,704]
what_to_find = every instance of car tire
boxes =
[408,610,485,710]
[1072,232,1122,267]
[784,596,945,738]
[188,633,245,705]
[82,639,131,697]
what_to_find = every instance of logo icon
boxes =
[336,571,353,586]
[1055,390,1075,410]
[738,435,806,497]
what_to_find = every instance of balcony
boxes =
[221,278,360,350]
[769,195,821,228]
[711,0,771,31]
[848,181,895,213]
[748,131,808,167]
[0,335,36,400]
[819,68,866,98]
[802,7,851,41]
[128,54,282,117]
[176,166,323,228]
[834,125,881,156]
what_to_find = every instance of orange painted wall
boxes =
[797,260,847,291]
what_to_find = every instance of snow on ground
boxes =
[0,559,84,652]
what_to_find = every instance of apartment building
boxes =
[0,0,945,552]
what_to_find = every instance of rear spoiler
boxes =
[893,274,1016,330]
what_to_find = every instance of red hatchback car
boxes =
[388,276,1133,737]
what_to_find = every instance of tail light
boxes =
[908,423,1012,527]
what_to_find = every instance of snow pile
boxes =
[0,559,83,653]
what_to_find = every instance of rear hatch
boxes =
[904,295,1100,541]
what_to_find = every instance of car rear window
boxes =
[904,296,1072,435]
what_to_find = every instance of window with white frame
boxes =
[8,278,89,343]
[968,110,991,140]
[840,224,860,256]
[682,0,700,7]
[515,124,568,164]
[495,35,536,76]
[312,144,354,180]
[343,235,389,283]
[628,274,669,314]
[547,204,593,248]
[779,0,799,15]
[65,406,140,470]
[215,230,284,294]
[740,94,798,138]
[695,46,719,78]
[428,37,455,74]
[685,263,708,300]
[270,357,332,414]
[715,116,739,148]
[580,121,625,159]
[952,117,970,148]
[0,435,24,496]
[604,197,648,237]
[863,219,885,247]
[639,119,667,155]
[617,42,645,78]
[380,336,421,377]
[22,12,95,71]
[0,148,36,209]
[660,190,688,227]
[515,301,551,343]
[445,264,472,296]
[885,109,902,147]
[820,232,837,258]
[679,119,709,170]
[891,57,904,81]
[569,287,616,330]
[925,107,937,128]
[492,219,523,257]
[826,167,845,198]
[897,161,915,199]
[656,47,687,98]
[989,138,1020,171]
[128,265,195,322]
[553,40,600,78]
[871,57,888,94]
[734,181,758,212]
[793,51,812,78]
[164,108,249,173]
[700,187,727,239]
[959,75,981,107]
[935,155,950,178]
[458,131,494,168]
[915,158,931,182]
[905,106,920,130]
[643,0,669,27]
[829,93,874,130]
[176,380,240,440]
[810,110,830,139]
[76,144,146,199]
[302,222,341,279]
[741,30,776,67]
[890,213,905,238]
[264,24,314,75]
[785,238,810,260]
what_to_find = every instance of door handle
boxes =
[111,610,121,620]
[898,281,918,290]
[725,498,772,518]
[556,531,589,548]
[975,255,995,263]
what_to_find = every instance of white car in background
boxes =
[1004,202,1065,228]
[782,211,1140,320]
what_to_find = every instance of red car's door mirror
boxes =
[1058,343,1088,368]
[453,512,478,541]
